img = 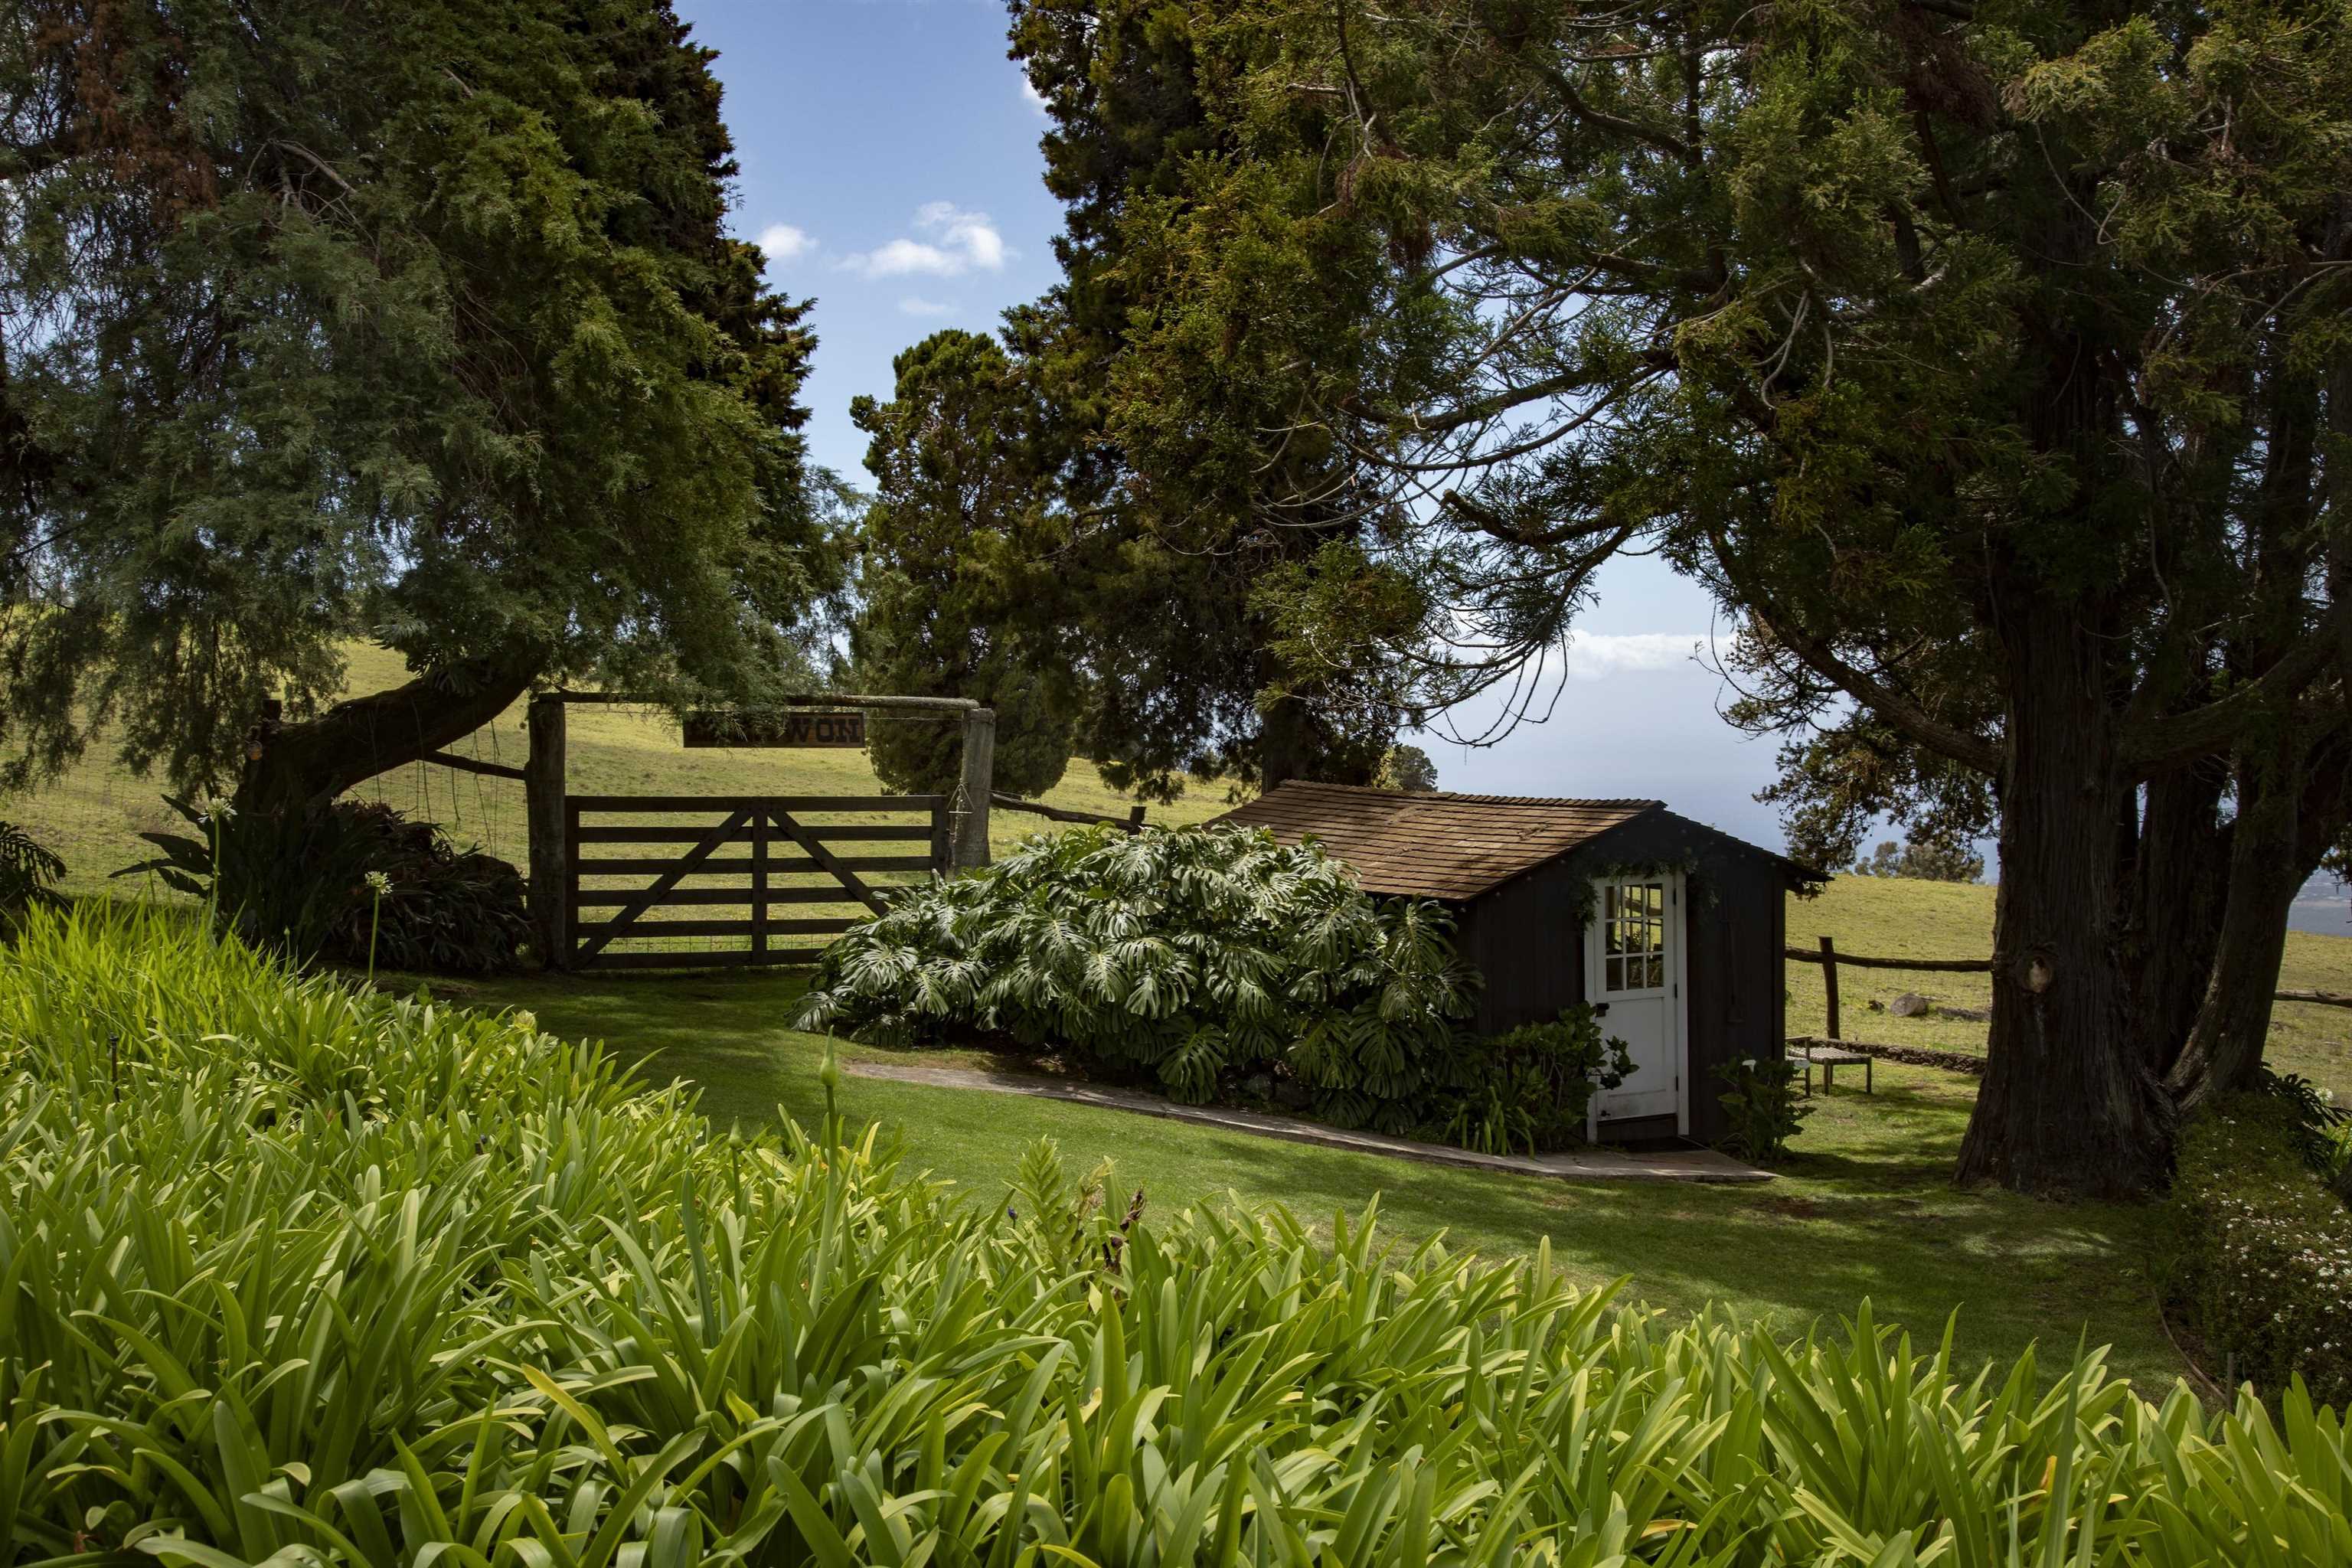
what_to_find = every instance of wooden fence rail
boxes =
[991,792,1148,834]
[564,794,949,970]
[1782,944,1991,973]
[1787,936,2352,1041]
[2278,988,2352,1010]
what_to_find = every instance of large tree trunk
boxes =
[236,649,540,817]
[1955,606,2172,1197]
[2127,757,2231,1076]
[1255,688,1312,792]
[2161,344,2344,1109]
[2165,743,2302,1112]
[2167,725,2350,1110]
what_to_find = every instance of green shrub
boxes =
[1716,1055,1814,1162]
[2171,1092,2352,1407]
[1433,1005,1632,1154]
[4,906,2352,1566]
[0,819,64,912]
[320,801,531,973]
[2253,1065,2350,1181]
[116,794,528,972]
[798,824,1478,1130]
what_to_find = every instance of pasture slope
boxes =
[13,642,1234,898]
[1784,876,2351,1095]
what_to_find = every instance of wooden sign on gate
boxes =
[681,710,867,749]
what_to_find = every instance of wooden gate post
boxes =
[952,707,997,871]
[929,799,954,874]
[1818,934,1841,1042]
[526,695,569,969]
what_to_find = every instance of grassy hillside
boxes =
[10,642,1238,903]
[1787,874,2352,1093]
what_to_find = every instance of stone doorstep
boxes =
[842,1060,1774,1185]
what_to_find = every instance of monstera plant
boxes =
[798,824,1478,1132]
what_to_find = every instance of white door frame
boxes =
[1583,871,1690,1138]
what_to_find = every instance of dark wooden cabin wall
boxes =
[1447,808,1792,1147]
[1453,871,1584,1037]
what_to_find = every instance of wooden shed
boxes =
[1215,781,1821,1147]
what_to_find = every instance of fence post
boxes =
[525,695,568,970]
[929,799,954,874]
[1819,934,1841,1041]
[953,707,997,870]
[750,808,769,962]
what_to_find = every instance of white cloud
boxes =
[1019,74,1049,116]
[856,239,961,277]
[898,296,955,317]
[756,224,815,264]
[842,203,1011,279]
[1557,632,1707,682]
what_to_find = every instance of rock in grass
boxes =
[1890,992,1932,1018]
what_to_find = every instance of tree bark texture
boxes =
[2165,743,2301,1112]
[1955,603,2173,1197]
[1256,690,1311,792]
[2126,758,2231,1078]
[2167,725,2350,1111]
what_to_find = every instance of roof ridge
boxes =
[1272,779,1664,810]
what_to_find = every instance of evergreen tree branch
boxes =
[1706,523,2004,776]
[2121,611,2347,781]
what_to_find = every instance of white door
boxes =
[1585,874,1688,1135]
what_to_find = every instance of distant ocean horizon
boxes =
[2294,873,2351,938]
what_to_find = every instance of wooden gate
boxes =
[564,794,950,970]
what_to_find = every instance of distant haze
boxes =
[1424,554,1795,853]
[2295,874,2352,938]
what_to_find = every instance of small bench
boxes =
[1794,1045,1873,1096]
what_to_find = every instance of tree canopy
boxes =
[849,329,1076,798]
[1004,0,2350,1194]
[980,0,1420,796]
[1854,837,1987,885]
[0,0,840,806]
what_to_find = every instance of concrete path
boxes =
[844,1060,1773,1184]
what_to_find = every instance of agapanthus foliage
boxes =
[5,905,2351,1565]
[798,823,1475,1129]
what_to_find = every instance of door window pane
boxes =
[1599,880,1667,993]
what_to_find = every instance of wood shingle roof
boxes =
[1213,781,1662,901]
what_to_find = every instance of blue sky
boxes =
[684,1,2352,932]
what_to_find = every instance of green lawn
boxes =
[365,871,2348,1403]
[410,946,2184,1397]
